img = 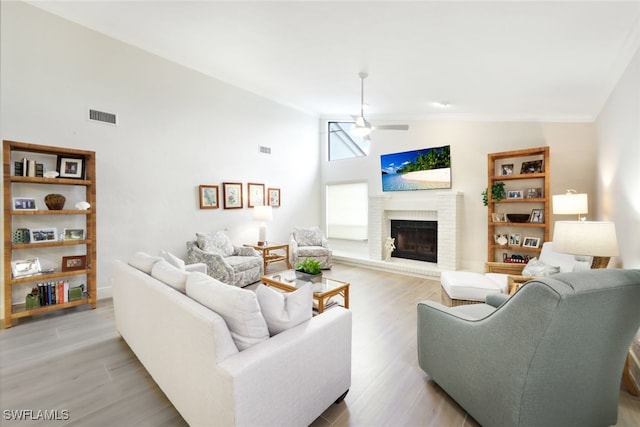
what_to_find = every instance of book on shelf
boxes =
[14,159,44,177]
[31,281,78,307]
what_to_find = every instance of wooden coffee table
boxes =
[261,270,350,313]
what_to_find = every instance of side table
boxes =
[244,243,292,273]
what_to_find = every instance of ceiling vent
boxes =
[88,108,118,126]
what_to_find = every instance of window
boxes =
[326,182,368,240]
[328,122,369,161]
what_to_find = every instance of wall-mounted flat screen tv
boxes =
[381,145,451,192]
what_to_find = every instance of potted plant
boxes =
[482,181,506,206]
[295,258,323,283]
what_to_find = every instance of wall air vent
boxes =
[88,108,118,126]
[259,145,272,154]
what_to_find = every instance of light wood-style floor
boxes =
[1,262,639,426]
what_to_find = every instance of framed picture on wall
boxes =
[267,188,280,207]
[199,185,219,209]
[222,182,243,209]
[248,183,265,208]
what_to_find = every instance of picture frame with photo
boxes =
[30,227,58,243]
[501,164,514,176]
[62,255,87,272]
[507,189,524,199]
[63,228,85,241]
[526,187,543,199]
[199,185,219,209]
[57,156,85,179]
[11,258,41,278]
[222,182,243,209]
[267,188,280,207]
[520,159,543,174]
[13,197,37,211]
[248,183,265,208]
[522,236,541,248]
[529,209,544,223]
[509,233,522,246]
[491,212,507,223]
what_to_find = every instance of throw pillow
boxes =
[128,252,163,274]
[294,226,323,246]
[256,283,313,335]
[522,258,560,277]
[151,260,189,293]
[196,231,234,257]
[159,250,186,270]
[186,272,269,351]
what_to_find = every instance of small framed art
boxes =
[62,255,87,271]
[13,197,37,210]
[526,188,543,199]
[501,164,514,176]
[507,189,523,199]
[11,258,41,278]
[199,185,219,209]
[520,160,543,174]
[267,188,281,207]
[63,228,85,241]
[30,227,58,243]
[222,182,243,209]
[57,156,84,179]
[509,233,522,246]
[492,213,507,223]
[522,237,541,248]
[529,209,544,223]
[248,183,265,208]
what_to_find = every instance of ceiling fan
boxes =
[352,72,409,137]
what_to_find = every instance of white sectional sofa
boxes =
[111,253,352,427]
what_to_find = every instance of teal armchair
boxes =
[417,269,640,427]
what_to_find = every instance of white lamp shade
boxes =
[552,192,588,215]
[253,205,272,221]
[552,221,618,257]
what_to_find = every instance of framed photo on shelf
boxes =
[520,160,543,174]
[57,156,84,179]
[62,255,87,272]
[522,237,541,248]
[11,258,41,278]
[248,183,265,207]
[30,227,58,243]
[526,188,543,199]
[267,188,281,207]
[492,212,507,223]
[63,228,85,241]
[500,164,514,176]
[222,182,243,209]
[509,233,522,246]
[199,185,219,209]
[529,209,544,223]
[507,189,524,199]
[13,197,37,211]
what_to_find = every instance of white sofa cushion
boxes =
[256,283,313,335]
[159,250,186,270]
[186,272,269,350]
[129,252,163,274]
[151,260,189,293]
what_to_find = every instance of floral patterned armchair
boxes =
[186,231,263,287]
[289,226,332,269]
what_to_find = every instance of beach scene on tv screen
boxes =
[381,145,451,191]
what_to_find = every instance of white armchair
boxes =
[289,226,332,269]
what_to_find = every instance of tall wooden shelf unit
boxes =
[3,140,96,328]
[487,147,550,274]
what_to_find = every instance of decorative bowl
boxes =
[44,193,66,210]
[507,213,530,223]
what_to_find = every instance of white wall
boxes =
[1,1,320,311]
[320,120,598,271]
[595,45,640,269]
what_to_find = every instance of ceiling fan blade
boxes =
[373,124,409,131]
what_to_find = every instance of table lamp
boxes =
[552,221,618,269]
[253,205,272,246]
[552,189,588,221]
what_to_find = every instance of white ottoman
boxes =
[440,271,507,306]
